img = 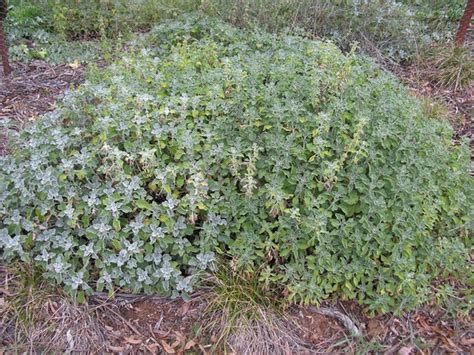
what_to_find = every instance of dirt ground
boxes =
[0,60,84,155]
[1,279,472,353]
[102,298,472,353]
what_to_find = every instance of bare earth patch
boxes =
[0,60,85,154]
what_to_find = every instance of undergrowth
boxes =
[0,264,105,353]
[4,0,198,63]
[4,0,467,64]
[1,16,472,314]
[202,269,308,354]
[202,0,465,62]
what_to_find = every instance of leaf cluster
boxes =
[1,16,472,313]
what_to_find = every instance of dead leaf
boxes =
[160,340,175,354]
[198,344,208,355]
[154,329,171,338]
[171,339,181,348]
[441,337,461,352]
[107,345,125,352]
[417,316,431,331]
[174,330,186,343]
[124,336,142,345]
[398,346,413,355]
[367,319,383,337]
[180,301,191,316]
[460,338,474,346]
[147,343,160,352]
[68,60,81,69]
[184,340,196,350]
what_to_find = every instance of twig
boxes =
[103,304,142,337]
[309,306,361,337]
[91,291,171,304]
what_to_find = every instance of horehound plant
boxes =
[0,16,472,315]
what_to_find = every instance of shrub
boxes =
[202,0,462,62]
[0,17,472,313]
[6,0,464,64]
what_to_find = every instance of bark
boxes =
[0,21,11,76]
[0,0,10,76]
[0,0,6,21]
[455,0,474,46]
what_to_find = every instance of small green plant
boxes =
[0,16,472,314]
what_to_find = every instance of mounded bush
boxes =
[1,17,472,312]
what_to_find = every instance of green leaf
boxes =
[136,199,153,210]
[76,291,86,304]
[82,215,90,228]
[111,239,121,251]
[112,219,121,232]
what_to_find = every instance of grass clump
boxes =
[419,45,474,90]
[203,269,312,354]
[0,16,472,314]
[0,265,105,353]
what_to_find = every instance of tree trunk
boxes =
[0,0,10,76]
[455,0,474,46]
[0,21,10,76]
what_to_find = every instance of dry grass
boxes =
[418,45,474,91]
[2,265,472,353]
[0,265,106,353]
[201,270,317,354]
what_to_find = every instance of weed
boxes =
[1,16,472,313]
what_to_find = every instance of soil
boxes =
[83,296,472,353]
[91,295,347,353]
[0,60,85,154]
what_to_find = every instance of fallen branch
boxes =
[92,291,158,303]
[309,306,361,337]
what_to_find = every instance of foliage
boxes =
[4,1,102,63]
[4,0,198,63]
[5,0,467,64]
[201,0,464,62]
[0,17,472,313]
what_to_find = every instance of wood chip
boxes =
[124,335,142,345]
